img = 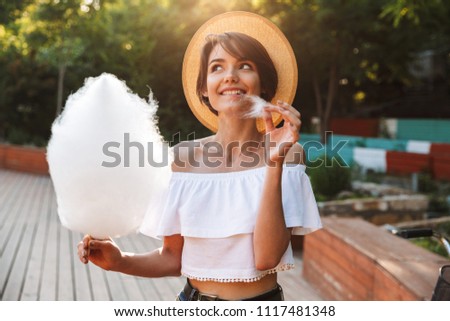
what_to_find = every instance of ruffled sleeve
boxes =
[282,164,322,235]
[138,167,179,239]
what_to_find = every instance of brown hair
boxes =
[196,32,278,115]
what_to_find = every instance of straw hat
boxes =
[182,11,298,133]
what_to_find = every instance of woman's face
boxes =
[203,44,261,115]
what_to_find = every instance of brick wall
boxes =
[0,144,49,175]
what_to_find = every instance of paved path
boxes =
[0,169,322,301]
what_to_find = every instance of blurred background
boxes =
[1,0,450,301]
[1,0,448,144]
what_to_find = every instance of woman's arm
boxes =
[253,101,302,270]
[78,234,183,278]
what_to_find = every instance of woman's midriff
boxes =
[189,273,278,300]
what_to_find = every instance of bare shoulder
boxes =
[284,142,305,165]
[171,136,213,172]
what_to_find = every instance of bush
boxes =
[428,195,450,213]
[412,238,450,258]
[307,156,352,199]
[6,127,30,145]
[418,173,438,193]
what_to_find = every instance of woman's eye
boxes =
[240,63,252,70]
[210,64,223,72]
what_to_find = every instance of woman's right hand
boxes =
[77,235,123,271]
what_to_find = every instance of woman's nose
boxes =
[223,68,239,83]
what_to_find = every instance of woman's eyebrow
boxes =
[208,58,225,65]
[208,57,251,65]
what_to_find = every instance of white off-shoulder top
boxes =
[139,164,322,282]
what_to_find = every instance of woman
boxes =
[78,11,321,301]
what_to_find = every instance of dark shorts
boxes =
[176,280,284,301]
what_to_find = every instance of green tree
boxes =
[258,0,450,142]
[1,0,448,146]
[23,1,101,117]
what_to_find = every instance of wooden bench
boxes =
[303,217,450,300]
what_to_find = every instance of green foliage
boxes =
[418,173,438,193]
[307,157,352,199]
[1,0,450,146]
[412,237,450,258]
[428,195,450,213]
[6,127,30,145]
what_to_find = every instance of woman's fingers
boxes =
[78,234,108,264]
[277,100,301,118]
[277,101,301,128]
[88,238,111,251]
[78,235,91,264]
[264,104,301,132]
[263,108,275,132]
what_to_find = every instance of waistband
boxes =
[181,280,284,301]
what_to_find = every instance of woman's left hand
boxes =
[263,100,301,165]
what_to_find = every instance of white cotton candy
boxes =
[47,73,172,238]
[239,95,268,119]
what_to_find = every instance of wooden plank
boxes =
[57,225,75,300]
[104,269,128,300]
[132,232,186,301]
[304,217,450,300]
[305,229,376,284]
[323,217,439,262]
[2,176,45,300]
[305,237,373,300]
[21,177,53,300]
[373,265,418,300]
[376,259,443,300]
[125,232,179,301]
[278,253,323,301]
[68,229,110,300]
[0,173,33,254]
[0,170,17,205]
[304,239,370,300]
[130,233,167,301]
[87,264,111,301]
[0,174,39,299]
[114,236,146,300]
[71,231,93,300]
[39,194,59,300]
[303,258,347,300]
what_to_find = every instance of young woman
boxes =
[78,11,321,301]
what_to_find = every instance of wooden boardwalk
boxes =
[0,169,322,301]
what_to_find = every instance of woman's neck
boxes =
[214,117,263,146]
[209,117,264,168]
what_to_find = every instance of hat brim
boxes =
[182,11,298,133]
